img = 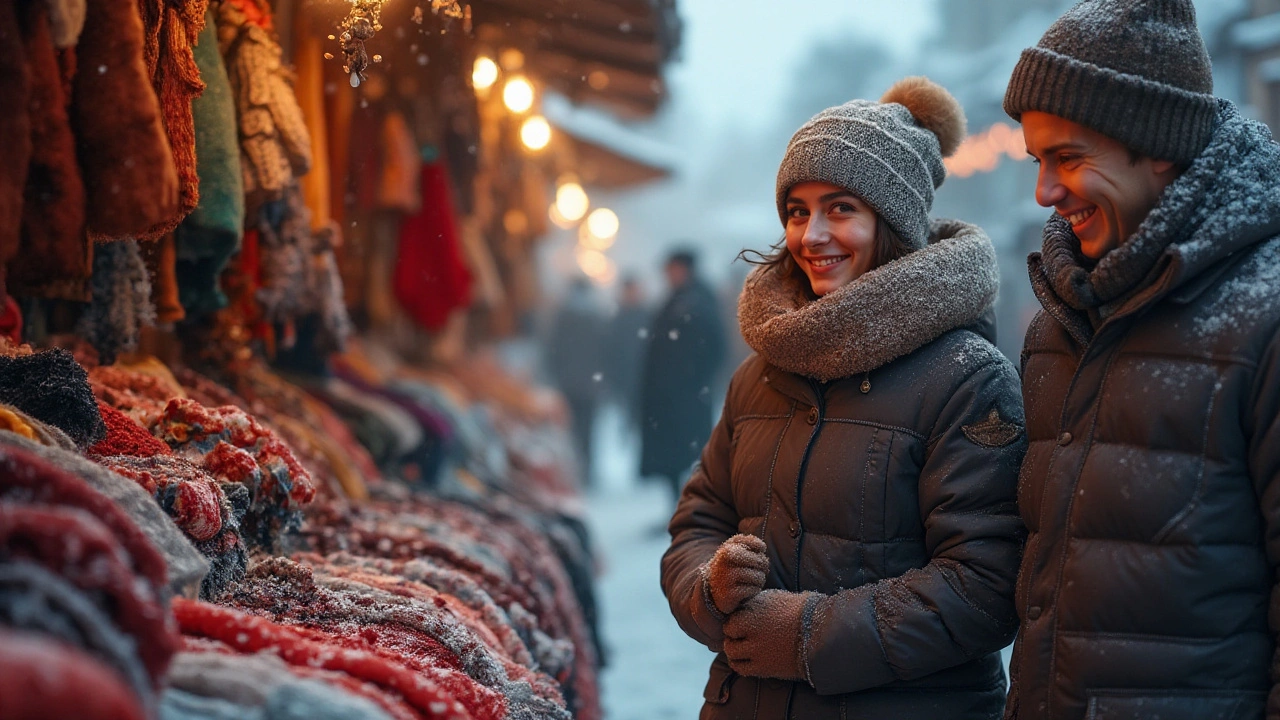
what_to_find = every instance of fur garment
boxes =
[738,218,998,382]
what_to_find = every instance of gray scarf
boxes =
[738,219,999,382]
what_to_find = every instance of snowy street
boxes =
[587,405,709,719]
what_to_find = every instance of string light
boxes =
[472,55,498,90]
[503,76,535,113]
[555,182,589,222]
[520,116,552,151]
[586,208,619,240]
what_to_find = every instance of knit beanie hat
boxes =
[1004,0,1216,164]
[775,77,965,250]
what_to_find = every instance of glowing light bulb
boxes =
[521,115,552,150]
[586,208,619,240]
[472,55,498,90]
[555,183,589,222]
[503,76,534,113]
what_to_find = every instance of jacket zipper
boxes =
[791,379,827,590]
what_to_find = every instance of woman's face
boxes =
[784,182,879,296]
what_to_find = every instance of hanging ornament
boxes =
[339,0,383,88]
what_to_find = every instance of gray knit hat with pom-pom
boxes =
[1003,0,1216,164]
[775,76,966,250]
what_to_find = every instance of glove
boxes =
[704,534,769,617]
[723,589,821,682]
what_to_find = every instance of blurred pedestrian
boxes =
[661,77,1025,719]
[546,276,608,488]
[639,249,725,505]
[1003,1,1280,718]
[605,275,649,437]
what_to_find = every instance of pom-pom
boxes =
[881,76,966,158]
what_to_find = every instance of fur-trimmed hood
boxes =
[738,218,999,382]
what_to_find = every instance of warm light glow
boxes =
[503,76,535,113]
[499,47,525,71]
[503,208,529,235]
[549,202,575,230]
[520,115,552,150]
[579,221,615,251]
[472,56,498,90]
[586,208,619,240]
[555,182,589,222]
[575,246,616,283]
[945,122,1029,178]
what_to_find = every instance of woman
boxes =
[661,77,1025,719]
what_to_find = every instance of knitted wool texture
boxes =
[1004,0,1216,164]
[775,77,964,249]
[0,348,105,448]
[135,0,208,239]
[738,219,999,382]
[77,239,157,366]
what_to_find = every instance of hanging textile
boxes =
[392,162,472,332]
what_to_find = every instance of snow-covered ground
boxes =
[586,404,709,719]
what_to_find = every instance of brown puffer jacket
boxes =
[662,220,1026,719]
[1008,101,1280,720]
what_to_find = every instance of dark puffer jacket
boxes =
[1008,101,1280,720]
[662,221,1026,719]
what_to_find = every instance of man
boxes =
[605,275,650,440]
[639,249,726,506]
[547,276,609,488]
[1003,1,1280,718]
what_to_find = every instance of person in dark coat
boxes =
[547,276,609,488]
[605,275,650,437]
[662,77,1026,720]
[639,249,726,502]
[1003,2,1280,719]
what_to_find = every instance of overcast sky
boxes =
[668,0,938,131]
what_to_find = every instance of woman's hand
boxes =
[704,534,769,616]
[723,589,821,682]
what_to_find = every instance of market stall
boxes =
[0,0,681,717]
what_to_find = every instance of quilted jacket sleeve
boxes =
[802,358,1027,695]
[660,369,743,652]
[1249,333,1280,720]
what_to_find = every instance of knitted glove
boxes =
[704,534,769,617]
[723,589,821,682]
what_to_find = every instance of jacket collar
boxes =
[738,218,999,383]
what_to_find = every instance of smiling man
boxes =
[1001,1,1280,720]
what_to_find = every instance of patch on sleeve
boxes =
[962,408,1023,448]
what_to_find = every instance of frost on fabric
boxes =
[173,597,475,720]
[217,555,572,720]
[153,398,316,551]
[1190,238,1280,338]
[97,454,249,599]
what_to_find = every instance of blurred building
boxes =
[1230,0,1280,130]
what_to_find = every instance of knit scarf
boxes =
[738,218,999,382]
[1034,100,1280,329]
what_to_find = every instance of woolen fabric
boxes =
[1004,0,1216,163]
[73,0,179,240]
[663,220,1024,719]
[0,348,104,448]
[1008,99,1280,720]
[774,81,959,248]
[11,0,89,302]
[0,0,31,280]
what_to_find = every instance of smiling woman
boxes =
[662,76,1028,720]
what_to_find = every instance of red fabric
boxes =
[392,162,472,331]
[0,443,170,598]
[0,630,146,720]
[89,401,172,458]
[0,295,21,344]
[174,598,476,720]
[0,502,176,684]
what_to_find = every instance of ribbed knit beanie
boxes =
[1004,0,1216,164]
[776,77,965,250]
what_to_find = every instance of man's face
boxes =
[1022,111,1177,260]
[664,261,689,289]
